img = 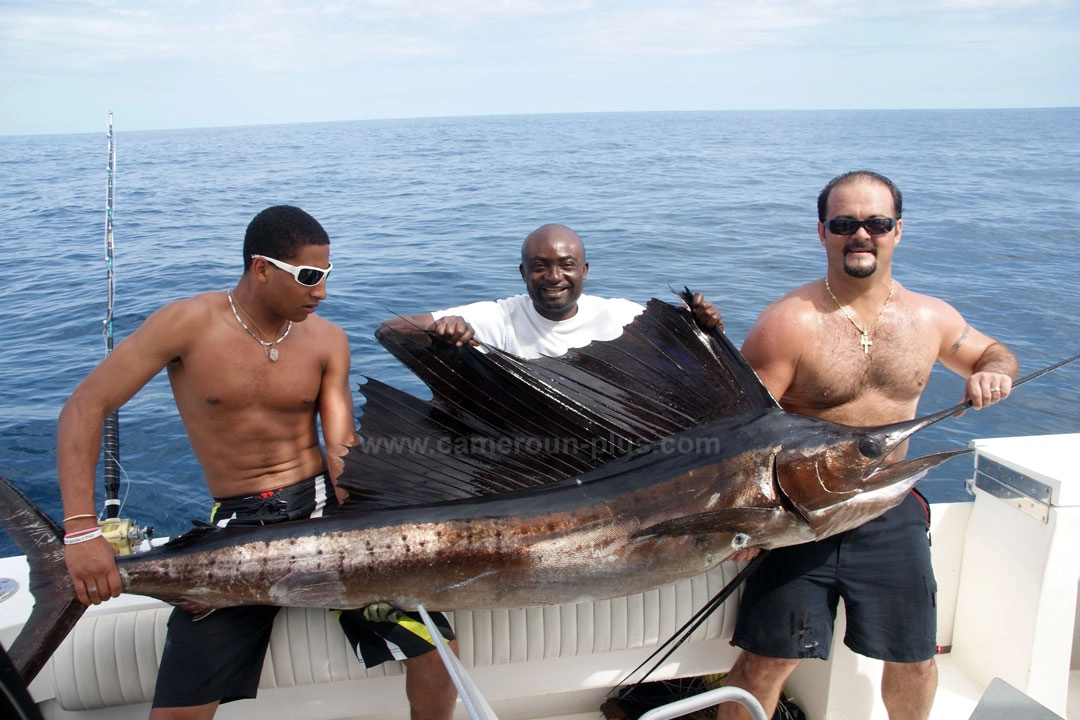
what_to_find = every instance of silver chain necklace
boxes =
[227,290,292,361]
[824,278,895,355]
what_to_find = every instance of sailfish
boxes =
[1,294,1074,683]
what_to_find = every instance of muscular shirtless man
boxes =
[716,172,1018,720]
[57,206,457,720]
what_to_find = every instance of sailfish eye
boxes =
[858,436,884,458]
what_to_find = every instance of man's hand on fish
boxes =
[965,371,1013,409]
[685,291,724,332]
[65,538,121,606]
[429,315,479,347]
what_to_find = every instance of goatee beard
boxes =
[844,261,877,279]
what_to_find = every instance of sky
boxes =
[1,0,1078,136]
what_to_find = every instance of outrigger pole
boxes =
[102,110,121,520]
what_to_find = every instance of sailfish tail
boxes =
[0,475,86,683]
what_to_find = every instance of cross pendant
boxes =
[860,332,872,354]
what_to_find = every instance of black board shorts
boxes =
[152,473,456,709]
[732,490,937,664]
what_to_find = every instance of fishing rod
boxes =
[605,552,768,710]
[102,111,121,520]
[96,112,148,554]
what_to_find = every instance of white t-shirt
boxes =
[432,293,644,359]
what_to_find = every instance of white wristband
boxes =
[63,528,103,545]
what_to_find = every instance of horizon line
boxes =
[3,105,1078,139]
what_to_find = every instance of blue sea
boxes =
[0,109,1078,558]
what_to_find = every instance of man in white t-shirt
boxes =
[378,223,722,357]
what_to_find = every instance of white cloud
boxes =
[1,0,1072,72]
[561,2,849,58]
[0,0,1075,133]
[552,0,1076,58]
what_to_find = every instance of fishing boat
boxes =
[0,431,1076,719]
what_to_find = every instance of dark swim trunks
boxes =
[152,473,456,709]
[732,490,936,663]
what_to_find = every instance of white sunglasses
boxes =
[252,254,332,286]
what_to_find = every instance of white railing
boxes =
[419,605,769,720]
[638,686,769,720]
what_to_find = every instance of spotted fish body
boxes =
[116,419,805,613]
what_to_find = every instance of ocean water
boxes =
[0,109,1078,557]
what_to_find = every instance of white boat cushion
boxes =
[47,563,743,711]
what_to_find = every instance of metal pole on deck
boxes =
[637,687,769,720]
[102,110,121,519]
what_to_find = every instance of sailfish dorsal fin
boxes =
[337,297,776,509]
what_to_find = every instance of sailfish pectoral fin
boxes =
[632,507,787,539]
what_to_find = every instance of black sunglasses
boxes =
[823,217,897,236]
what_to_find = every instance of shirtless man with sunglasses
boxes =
[715,172,1017,720]
[57,206,458,720]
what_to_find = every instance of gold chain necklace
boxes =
[824,278,895,355]
[227,290,292,361]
